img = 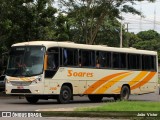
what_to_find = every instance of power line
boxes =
[124,17,160,24]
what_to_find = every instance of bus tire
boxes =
[88,95,103,102]
[120,85,130,100]
[25,96,39,104]
[57,85,72,104]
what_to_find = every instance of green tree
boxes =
[94,18,122,47]
[0,0,57,51]
[132,30,160,61]
[133,30,160,50]
[54,14,71,41]
[137,30,160,40]
[58,0,156,45]
[124,32,142,47]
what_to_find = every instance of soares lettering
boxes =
[67,70,93,77]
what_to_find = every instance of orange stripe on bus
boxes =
[83,72,128,94]
[20,78,31,81]
[44,54,48,71]
[128,71,148,86]
[95,72,132,94]
[113,71,148,93]
[130,72,156,90]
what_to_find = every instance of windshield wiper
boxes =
[21,65,32,77]
[6,67,21,77]
[13,65,31,77]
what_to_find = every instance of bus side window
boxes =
[112,53,120,68]
[119,53,127,69]
[63,49,68,66]
[80,50,95,67]
[45,47,59,78]
[79,50,82,67]
[96,52,100,68]
[47,54,56,69]
[99,52,106,67]
[128,54,141,70]
[96,51,111,68]
[63,48,78,66]
[142,55,156,71]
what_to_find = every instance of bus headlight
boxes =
[37,76,42,81]
[32,76,42,84]
[5,78,10,83]
[32,79,38,84]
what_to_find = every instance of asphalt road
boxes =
[0,95,113,111]
[0,93,160,111]
[0,93,159,120]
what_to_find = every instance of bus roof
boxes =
[12,41,157,55]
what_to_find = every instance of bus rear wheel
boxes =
[114,86,130,101]
[57,85,72,104]
[88,95,103,102]
[120,85,130,100]
[25,96,39,104]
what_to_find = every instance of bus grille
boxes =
[11,89,31,93]
[10,81,32,86]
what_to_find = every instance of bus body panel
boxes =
[5,41,158,101]
[47,67,157,95]
[6,67,157,95]
[6,68,158,95]
[6,75,45,94]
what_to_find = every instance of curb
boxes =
[36,107,75,112]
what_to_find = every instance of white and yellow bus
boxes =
[5,41,158,103]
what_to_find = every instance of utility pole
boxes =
[120,5,123,48]
[126,23,129,33]
[125,22,129,47]
[120,21,123,48]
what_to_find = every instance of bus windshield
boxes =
[6,46,45,77]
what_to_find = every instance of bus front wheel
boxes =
[25,96,39,104]
[57,85,72,104]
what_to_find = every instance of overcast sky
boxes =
[123,0,160,33]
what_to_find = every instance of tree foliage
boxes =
[133,30,160,50]
[130,30,160,62]
[1,0,160,72]
[57,0,155,44]
[0,0,158,53]
[0,0,57,51]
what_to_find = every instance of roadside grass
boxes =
[41,101,160,119]
[76,101,160,111]
[158,78,160,84]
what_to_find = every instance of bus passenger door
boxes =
[44,47,60,94]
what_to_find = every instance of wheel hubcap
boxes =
[122,89,128,98]
[63,90,69,99]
